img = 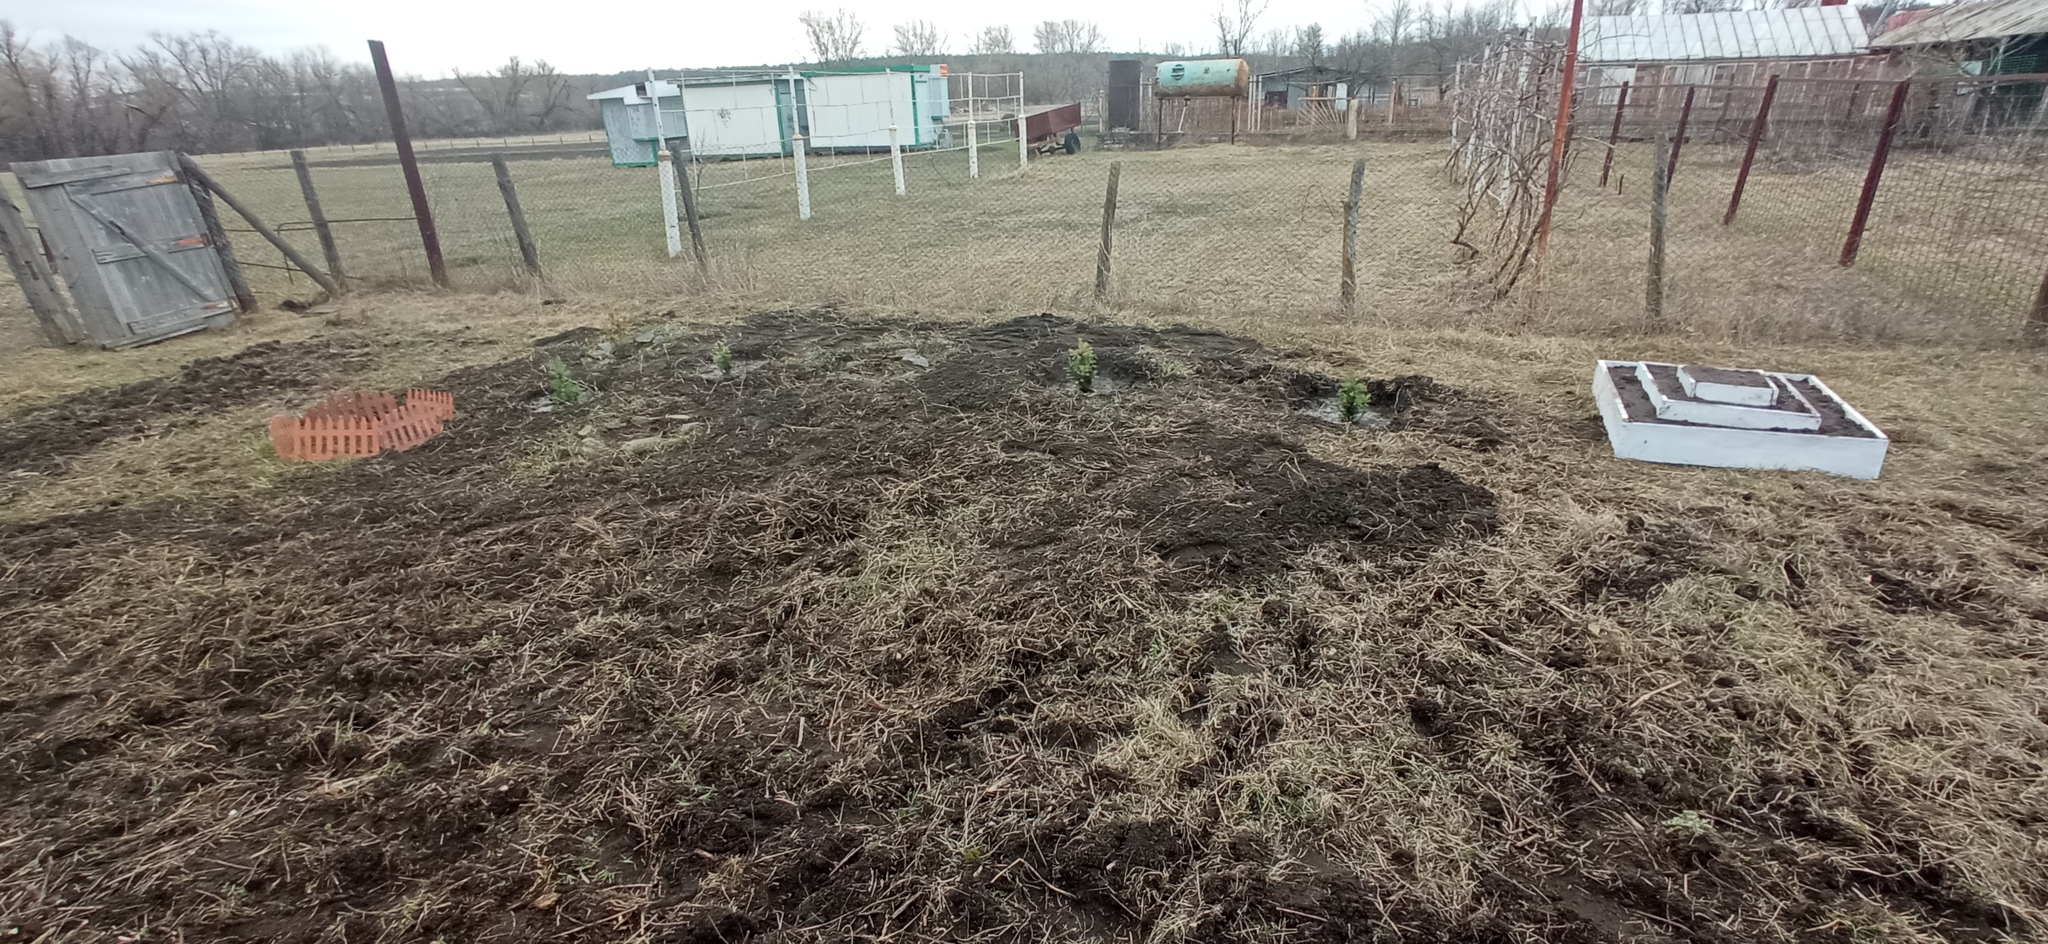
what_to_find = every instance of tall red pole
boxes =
[368,40,449,289]
[1534,0,1586,256]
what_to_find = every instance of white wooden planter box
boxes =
[1593,360,1888,479]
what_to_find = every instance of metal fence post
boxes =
[1599,82,1630,189]
[649,71,682,258]
[367,40,448,288]
[889,125,906,196]
[967,118,979,179]
[1095,162,1121,300]
[2027,263,2048,346]
[1841,80,1910,268]
[1646,133,1670,323]
[1342,159,1365,310]
[1667,85,1698,182]
[793,135,812,221]
[1724,75,1779,226]
[490,155,542,278]
[1017,115,1029,168]
[290,149,348,293]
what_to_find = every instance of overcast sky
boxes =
[13,0,1416,75]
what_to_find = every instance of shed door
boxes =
[15,151,236,348]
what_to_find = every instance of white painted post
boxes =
[1017,115,1029,168]
[648,70,682,257]
[793,134,812,221]
[967,118,979,179]
[889,125,906,196]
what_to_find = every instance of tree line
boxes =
[0,23,600,163]
[7,0,1745,163]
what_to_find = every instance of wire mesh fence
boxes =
[5,64,2046,346]
[1453,49,2048,342]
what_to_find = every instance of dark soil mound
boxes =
[0,312,1509,943]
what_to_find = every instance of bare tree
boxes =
[1213,0,1268,56]
[1257,28,1291,58]
[892,21,946,56]
[799,9,867,62]
[1295,24,1327,67]
[1161,41,1190,57]
[968,25,1016,55]
[1033,20,1105,54]
[1375,0,1417,47]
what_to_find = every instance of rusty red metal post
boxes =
[1666,85,1697,183]
[1723,75,1780,226]
[2027,262,2048,345]
[1599,81,1631,189]
[368,39,449,289]
[1534,0,1587,257]
[1840,80,1911,268]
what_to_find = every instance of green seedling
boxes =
[712,340,735,377]
[1662,810,1713,839]
[1067,340,1097,394]
[1338,377,1370,423]
[545,356,583,406]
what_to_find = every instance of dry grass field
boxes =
[1,286,2046,943]
[66,134,2019,345]
[1,130,2046,943]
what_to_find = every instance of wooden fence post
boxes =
[1724,75,1779,226]
[0,192,82,344]
[290,149,348,293]
[1646,133,1670,323]
[184,173,256,312]
[1095,162,1121,300]
[490,155,542,278]
[1342,158,1365,310]
[1840,80,1910,268]
[668,140,709,275]
[178,155,340,296]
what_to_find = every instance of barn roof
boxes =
[1873,0,2048,47]
[1579,6,1871,64]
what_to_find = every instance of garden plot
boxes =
[0,308,2042,944]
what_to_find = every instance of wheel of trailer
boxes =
[1063,131,1081,154]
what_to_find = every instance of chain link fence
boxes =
[149,126,1449,324]
[6,68,2046,345]
[1454,49,2048,343]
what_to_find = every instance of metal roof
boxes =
[587,81,680,104]
[1873,0,2048,47]
[1579,6,1871,64]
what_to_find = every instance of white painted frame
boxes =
[1636,363,1819,431]
[1593,360,1889,479]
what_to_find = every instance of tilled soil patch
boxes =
[0,312,2031,944]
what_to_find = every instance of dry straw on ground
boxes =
[0,293,2044,944]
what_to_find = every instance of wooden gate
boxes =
[13,150,238,348]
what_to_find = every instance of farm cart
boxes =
[1023,103,1085,155]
